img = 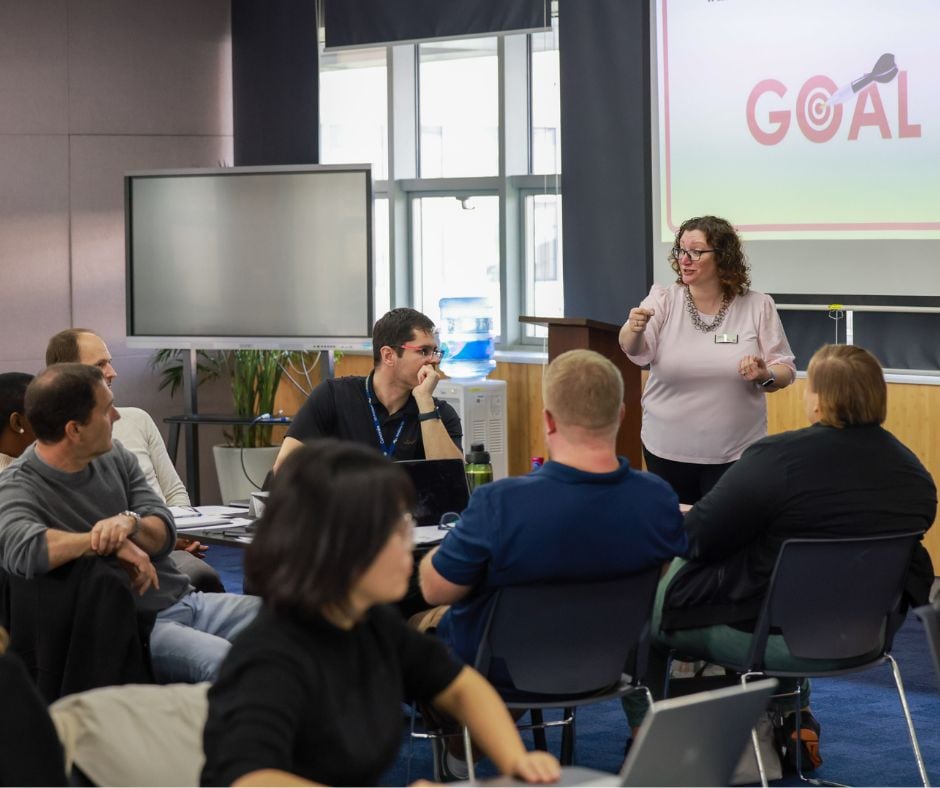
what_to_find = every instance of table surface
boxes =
[164,414,292,425]
[175,507,446,549]
[178,507,445,619]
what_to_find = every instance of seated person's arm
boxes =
[233,770,320,787]
[0,498,92,575]
[89,513,171,557]
[108,444,177,559]
[142,412,191,506]
[3,524,156,596]
[418,418,464,461]
[419,546,473,605]
[420,489,496,605]
[273,436,303,473]
[46,529,93,570]
[413,369,464,461]
[433,667,560,783]
[274,385,336,473]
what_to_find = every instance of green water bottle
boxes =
[465,443,493,492]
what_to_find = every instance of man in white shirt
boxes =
[45,329,223,592]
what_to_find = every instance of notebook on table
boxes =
[473,679,778,787]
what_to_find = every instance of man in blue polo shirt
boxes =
[418,349,687,667]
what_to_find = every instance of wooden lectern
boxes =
[520,316,642,468]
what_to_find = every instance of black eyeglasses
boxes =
[398,344,445,360]
[670,247,715,262]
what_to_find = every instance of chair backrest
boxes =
[473,568,661,696]
[914,603,940,694]
[748,532,922,667]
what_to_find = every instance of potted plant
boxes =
[151,349,317,503]
[211,349,289,503]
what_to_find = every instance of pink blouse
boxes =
[626,284,796,464]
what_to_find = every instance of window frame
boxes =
[319,20,561,351]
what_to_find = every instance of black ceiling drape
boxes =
[324,0,550,48]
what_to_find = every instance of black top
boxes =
[663,423,937,630]
[0,652,68,786]
[201,604,463,787]
[286,373,463,461]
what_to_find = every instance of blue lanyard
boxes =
[365,376,405,458]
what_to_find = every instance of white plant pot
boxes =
[212,445,280,505]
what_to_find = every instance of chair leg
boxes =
[463,726,476,783]
[641,685,654,713]
[560,707,576,765]
[530,709,548,752]
[406,705,417,786]
[887,654,929,788]
[792,700,812,785]
[741,673,770,788]
[429,736,445,783]
[663,651,675,698]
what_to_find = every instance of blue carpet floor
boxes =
[210,545,940,786]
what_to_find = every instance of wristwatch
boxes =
[121,510,142,536]
[759,373,776,389]
[418,409,441,422]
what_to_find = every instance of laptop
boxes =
[396,458,471,527]
[474,679,778,787]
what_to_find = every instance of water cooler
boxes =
[434,378,508,480]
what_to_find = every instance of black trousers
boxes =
[642,446,734,505]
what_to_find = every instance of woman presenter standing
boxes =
[620,216,795,504]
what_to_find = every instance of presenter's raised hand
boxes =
[626,307,655,333]
[738,354,770,384]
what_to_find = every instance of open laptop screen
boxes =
[396,459,471,526]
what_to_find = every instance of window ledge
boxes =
[494,348,548,365]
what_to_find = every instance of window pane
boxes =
[524,193,564,337]
[419,39,499,178]
[531,24,561,175]
[373,198,390,319]
[320,47,388,179]
[412,195,501,336]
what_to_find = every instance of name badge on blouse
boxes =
[714,333,738,344]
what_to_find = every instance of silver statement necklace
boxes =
[685,287,731,333]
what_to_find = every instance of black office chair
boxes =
[663,532,928,787]
[409,568,660,781]
[913,602,940,695]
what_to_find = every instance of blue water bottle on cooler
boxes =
[438,297,496,381]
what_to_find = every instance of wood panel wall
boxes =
[274,356,939,568]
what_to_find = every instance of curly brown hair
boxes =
[670,216,751,297]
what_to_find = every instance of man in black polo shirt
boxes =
[274,308,463,470]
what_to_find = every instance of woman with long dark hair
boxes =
[201,440,559,786]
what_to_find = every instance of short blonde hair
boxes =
[807,344,886,428]
[542,350,623,431]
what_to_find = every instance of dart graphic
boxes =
[827,53,899,106]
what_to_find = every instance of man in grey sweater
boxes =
[44,327,223,593]
[0,363,259,683]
